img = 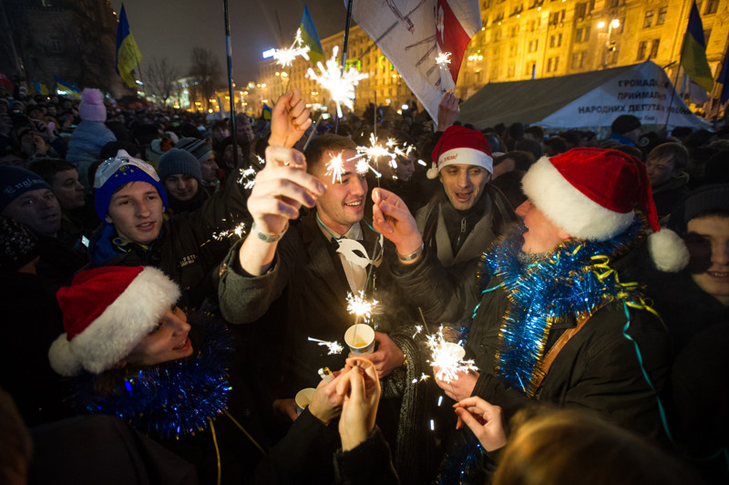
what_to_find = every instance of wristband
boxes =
[251,221,288,243]
[398,242,424,263]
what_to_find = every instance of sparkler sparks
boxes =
[273,28,311,68]
[348,134,414,179]
[307,46,368,118]
[308,337,344,355]
[426,327,478,383]
[435,51,452,66]
[325,153,346,184]
[237,167,258,189]
[211,221,248,241]
[412,325,423,339]
[411,373,431,384]
[346,291,378,321]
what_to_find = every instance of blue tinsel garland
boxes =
[478,217,647,397]
[70,318,233,439]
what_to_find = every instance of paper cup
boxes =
[344,324,376,355]
[295,387,316,415]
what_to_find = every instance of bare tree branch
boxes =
[144,58,180,106]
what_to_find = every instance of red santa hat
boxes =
[521,148,688,272]
[427,125,493,179]
[49,266,180,376]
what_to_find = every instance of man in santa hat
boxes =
[418,125,517,268]
[371,147,687,468]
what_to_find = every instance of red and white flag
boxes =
[349,0,481,122]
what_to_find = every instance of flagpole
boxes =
[666,37,687,132]
[223,0,239,168]
[336,0,355,134]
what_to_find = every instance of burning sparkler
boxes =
[273,28,311,68]
[308,337,344,355]
[435,51,452,66]
[426,327,478,383]
[325,153,346,184]
[346,291,378,322]
[348,133,414,179]
[211,221,248,241]
[237,167,258,189]
[307,46,368,118]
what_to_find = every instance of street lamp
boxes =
[598,19,620,69]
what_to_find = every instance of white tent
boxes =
[459,61,711,131]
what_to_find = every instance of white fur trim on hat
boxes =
[426,147,494,180]
[648,228,689,272]
[522,156,635,241]
[48,267,181,376]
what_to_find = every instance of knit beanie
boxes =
[93,149,168,221]
[428,125,493,179]
[0,166,52,213]
[49,266,181,376]
[611,115,641,135]
[667,184,729,235]
[157,148,202,183]
[175,137,213,164]
[78,88,107,122]
[0,216,39,271]
[521,147,688,272]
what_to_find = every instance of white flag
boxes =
[349,0,481,122]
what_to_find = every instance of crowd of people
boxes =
[1,83,728,485]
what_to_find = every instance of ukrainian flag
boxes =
[681,0,713,92]
[300,5,324,64]
[115,4,143,88]
[32,79,49,95]
[54,76,80,98]
[262,103,272,120]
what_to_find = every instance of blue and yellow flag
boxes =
[32,79,49,95]
[681,1,713,92]
[115,4,143,88]
[262,103,272,120]
[53,76,80,98]
[300,5,324,64]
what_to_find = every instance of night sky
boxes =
[110,0,349,85]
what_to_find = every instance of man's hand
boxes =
[272,398,299,422]
[240,146,325,275]
[454,396,507,452]
[434,369,479,402]
[371,188,422,257]
[247,146,324,235]
[437,90,459,132]
[358,331,405,377]
[308,369,347,426]
[337,358,381,451]
[268,88,312,148]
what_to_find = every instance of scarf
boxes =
[477,217,648,397]
[69,318,233,439]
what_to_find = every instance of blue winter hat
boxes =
[93,150,168,222]
[0,166,51,213]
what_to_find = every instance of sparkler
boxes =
[273,28,311,68]
[346,291,378,322]
[211,221,248,241]
[426,327,478,383]
[435,51,452,66]
[237,167,258,189]
[308,337,344,355]
[307,46,368,118]
[325,153,346,184]
[348,133,415,179]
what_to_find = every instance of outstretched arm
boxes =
[239,146,324,275]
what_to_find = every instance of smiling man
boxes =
[418,125,517,267]
[371,147,689,479]
[87,148,249,308]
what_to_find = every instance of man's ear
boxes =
[105,214,113,224]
